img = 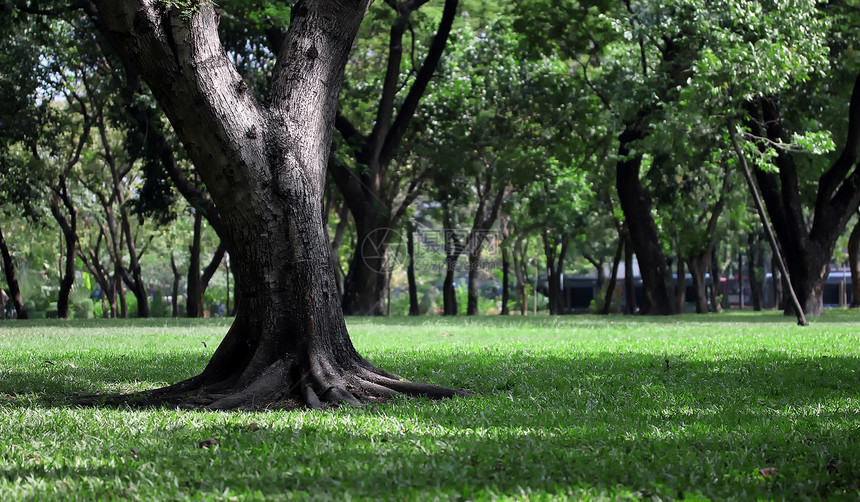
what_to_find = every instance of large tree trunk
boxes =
[747,72,860,317]
[0,223,27,319]
[341,216,390,316]
[86,0,464,410]
[849,218,860,308]
[616,127,676,315]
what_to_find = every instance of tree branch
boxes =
[378,0,458,166]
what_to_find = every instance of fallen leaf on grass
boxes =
[198,438,220,448]
[758,467,779,478]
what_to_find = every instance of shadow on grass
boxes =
[1,347,859,498]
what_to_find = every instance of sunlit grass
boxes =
[1,313,859,500]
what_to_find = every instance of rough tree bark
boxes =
[85,0,464,409]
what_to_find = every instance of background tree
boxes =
[331,0,459,316]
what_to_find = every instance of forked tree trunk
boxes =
[87,0,464,410]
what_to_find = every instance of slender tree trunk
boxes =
[406,224,419,316]
[187,211,204,318]
[748,232,765,311]
[600,231,625,315]
[687,251,711,314]
[442,260,459,315]
[116,268,127,318]
[329,204,350,297]
[542,231,568,315]
[118,209,150,318]
[513,238,528,315]
[849,218,860,308]
[50,194,77,319]
[729,118,807,324]
[624,234,637,315]
[0,224,27,319]
[466,254,480,316]
[675,255,686,314]
[710,246,723,313]
[170,252,181,318]
[501,246,510,315]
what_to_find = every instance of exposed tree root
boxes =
[75,355,468,411]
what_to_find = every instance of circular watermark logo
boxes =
[360,227,406,274]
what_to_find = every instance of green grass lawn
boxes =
[1,312,859,500]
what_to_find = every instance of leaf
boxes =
[198,438,220,448]
[758,467,779,478]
